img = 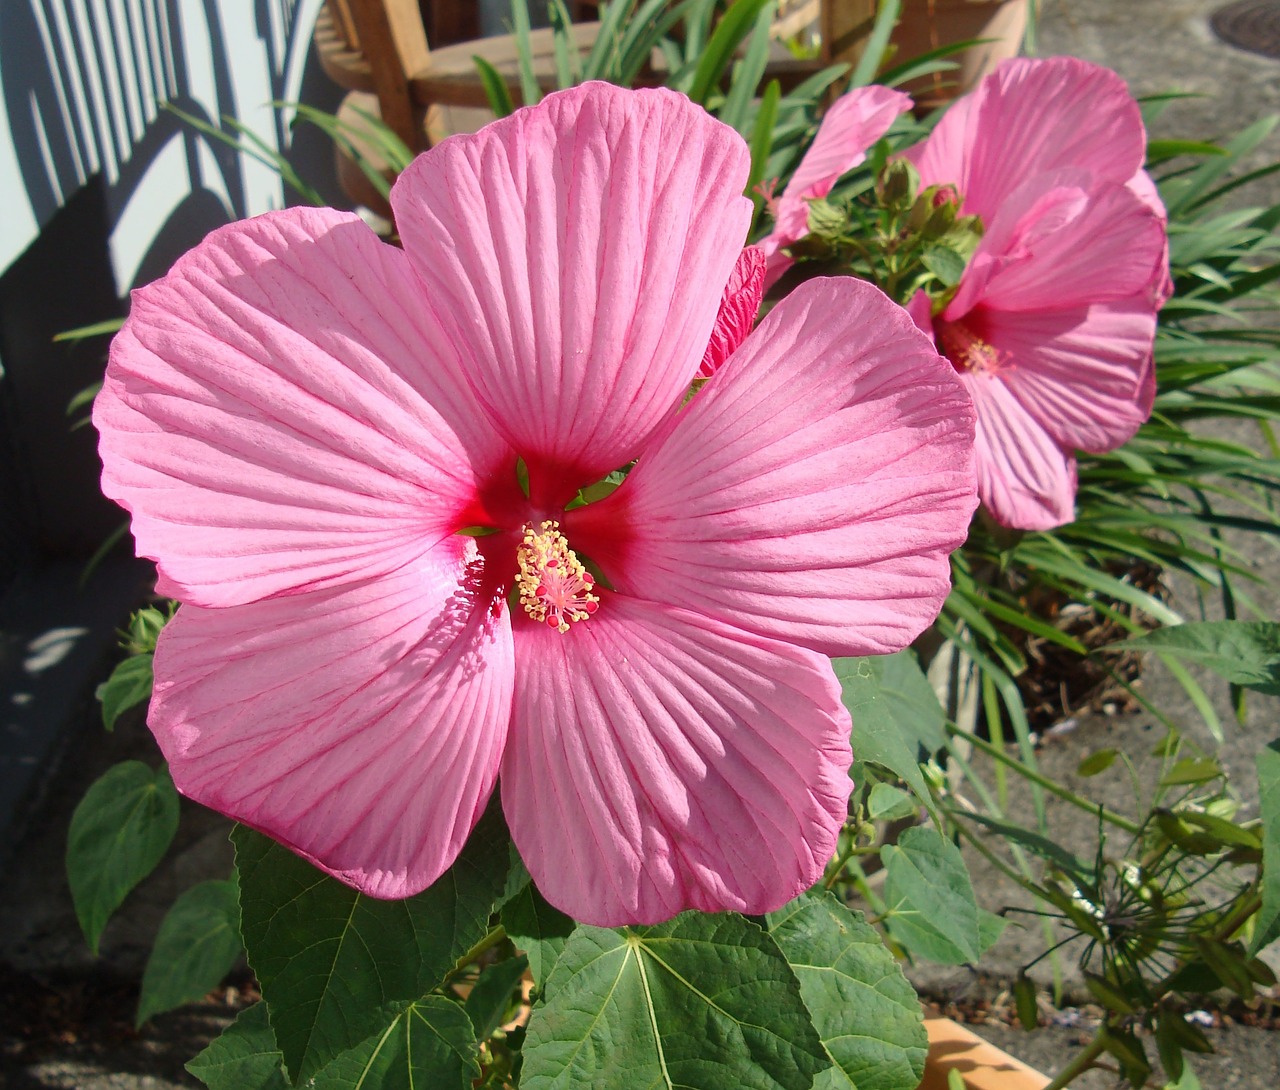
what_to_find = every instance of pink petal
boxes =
[567,278,977,658]
[1128,169,1174,306]
[788,86,912,202]
[966,373,1077,531]
[149,539,514,899]
[905,289,934,336]
[908,56,1147,220]
[95,208,516,608]
[698,246,766,378]
[944,172,1166,318]
[980,298,1157,453]
[392,82,752,505]
[501,595,851,926]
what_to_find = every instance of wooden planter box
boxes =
[920,1018,1050,1090]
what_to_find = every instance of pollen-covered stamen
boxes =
[516,520,600,633]
[936,319,1006,376]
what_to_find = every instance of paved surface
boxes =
[3,0,1280,1086]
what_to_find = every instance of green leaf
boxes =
[1249,740,1280,955]
[95,653,153,730]
[310,996,479,1090]
[233,801,510,1082]
[187,1003,288,1090]
[472,55,516,117]
[867,783,918,822]
[848,0,901,87]
[921,245,967,287]
[1112,621,1280,695]
[1160,757,1223,787]
[501,876,574,988]
[137,879,243,1026]
[882,827,995,965]
[1077,748,1119,777]
[767,892,927,1090]
[521,912,828,1090]
[686,0,772,105]
[962,814,1095,887]
[464,954,529,1040]
[66,761,180,954]
[834,653,945,804]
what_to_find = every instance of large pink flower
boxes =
[760,85,912,286]
[905,57,1169,530]
[94,83,977,926]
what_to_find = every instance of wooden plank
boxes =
[918,1019,1051,1090]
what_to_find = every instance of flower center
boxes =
[936,318,1005,375]
[516,520,599,633]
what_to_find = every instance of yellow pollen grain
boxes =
[516,520,600,634]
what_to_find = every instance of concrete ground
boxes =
[3,0,1280,1087]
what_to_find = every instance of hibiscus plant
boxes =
[64,3,1280,1090]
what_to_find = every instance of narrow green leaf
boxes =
[96,653,153,731]
[310,996,480,1090]
[1249,740,1280,955]
[53,317,125,342]
[67,761,179,954]
[961,814,1095,888]
[1112,621,1280,695]
[509,0,543,106]
[233,801,509,1082]
[767,892,927,1090]
[1077,748,1119,777]
[718,1,776,134]
[686,0,772,105]
[1159,757,1223,787]
[464,954,529,1040]
[747,77,782,205]
[848,0,901,88]
[521,912,828,1089]
[472,55,516,117]
[137,879,243,1026]
[882,827,994,964]
[187,1003,288,1090]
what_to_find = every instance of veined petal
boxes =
[502,596,851,926]
[787,85,912,202]
[698,246,766,378]
[149,539,514,899]
[392,82,752,501]
[908,56,1147,219]
[568,278,977,658]
[982,298,1157,453]
[967,373,1077,531]
[95,208,516,608]
[945,172,1166,317]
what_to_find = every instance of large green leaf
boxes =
[521,912,828,1090]
[233,802,509,1082]
[1250,740,1280,955]
[309,996,479,1090]
[137,878,243,1025]
[501,873,574,988]
[187,1003,288,1090]
[881,827,1003,965]
[833,653,946,802]
[66,760,179,954]
[95,652,153,730]
[767,892,927,1090]
[1112,622,1280,694]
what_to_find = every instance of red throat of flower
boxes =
[516,520,600,633]
[936,317,1005,376]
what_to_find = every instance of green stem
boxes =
[1044,1024,1110,1090]
[448,925,508,980]
[946,723,1142,835]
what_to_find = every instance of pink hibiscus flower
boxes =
[905,56,1170,530]
[94,82,977,926]
[759,85,912,286]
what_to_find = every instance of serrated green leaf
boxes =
[187,1003,288,1090]
[882,827,996,965]
[1249,740,1280,955]
[501,876,573,988]
[521,912,828,1090]
[137,878,243,1026]
[834,653,945,804]
[67,761,179,954]
[233,802,509,1082]
[95,653,153,730]
[310,996,479,1090]
[464,954,529,1041]
[1112,622,1280,695]
[767,892,927,1090]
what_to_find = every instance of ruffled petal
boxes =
[944,171,1166,317]
[980,298,1157,453]
[392,82,752,503]
[501,595,851,926]
[908,56,1147,219]
[787,86,912,201]
[568,278,977,658]
[966,373,1077,531]
[149,538,514,899]
[698,246,766,378]
[95,208,515,608]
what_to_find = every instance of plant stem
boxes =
[1043,1024,1110,1090]
[449,925,508,980]
[945,723,1143,835]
